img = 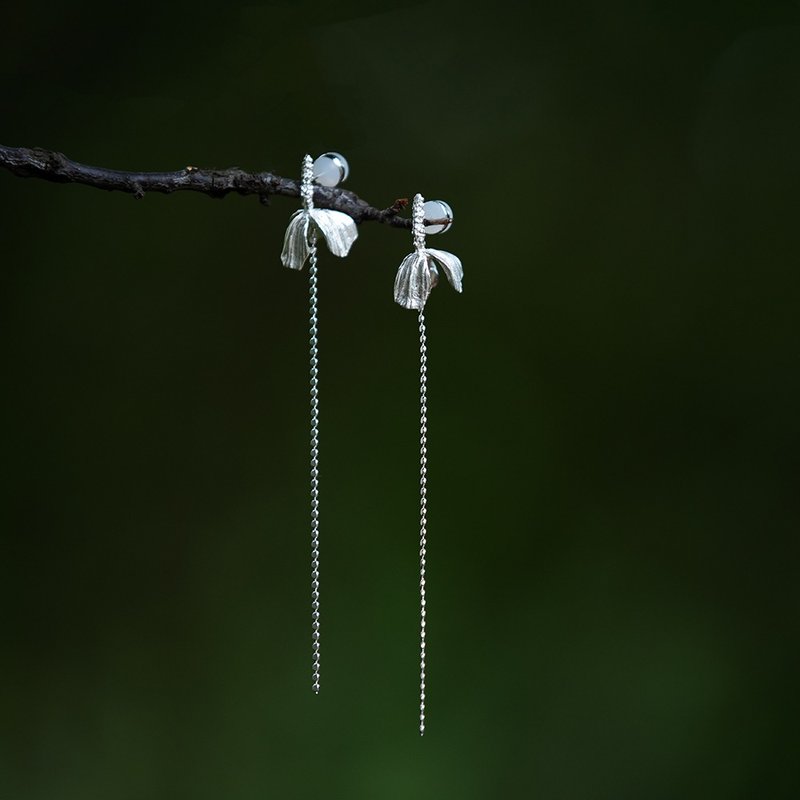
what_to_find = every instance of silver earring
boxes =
[282,153,357,694]
[394,193,463,734]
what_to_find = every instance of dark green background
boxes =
[2,2,799,798]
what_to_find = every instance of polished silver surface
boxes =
[394,251,434,311]
[281,210,311,270]
[425,248,463,293]
[309,209,358,258]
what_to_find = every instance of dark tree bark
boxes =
[0,144,415,228]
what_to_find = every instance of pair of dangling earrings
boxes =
[280,153,463,735]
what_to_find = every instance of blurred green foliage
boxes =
[1,2,799,798]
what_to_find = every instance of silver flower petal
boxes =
[281,210,311,270]
[309,208,358,258]
[394,252,433,310]
[425,248,463,293]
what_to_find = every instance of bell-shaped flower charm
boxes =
[281,152,357,697]
[393,194,463,310]
[281,154,358,270]
[392,192,462,736]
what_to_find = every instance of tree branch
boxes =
[0,144,413,228]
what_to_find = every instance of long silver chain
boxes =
[418,308,428,735]
[302,155,322,695]
[309,232,321,695]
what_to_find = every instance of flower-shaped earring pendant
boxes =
[394,193,463,735]
[393,194,462,310]
[282,153,357,695]
[281,153,357,270]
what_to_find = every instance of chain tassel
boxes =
[283,154,358,695]
[418,309,428,735]
[309,234,321,694]
[302,155,323,695]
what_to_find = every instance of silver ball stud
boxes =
[312,152,350,188]
[422,200,453,235]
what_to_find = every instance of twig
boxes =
[0,144,413,228]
